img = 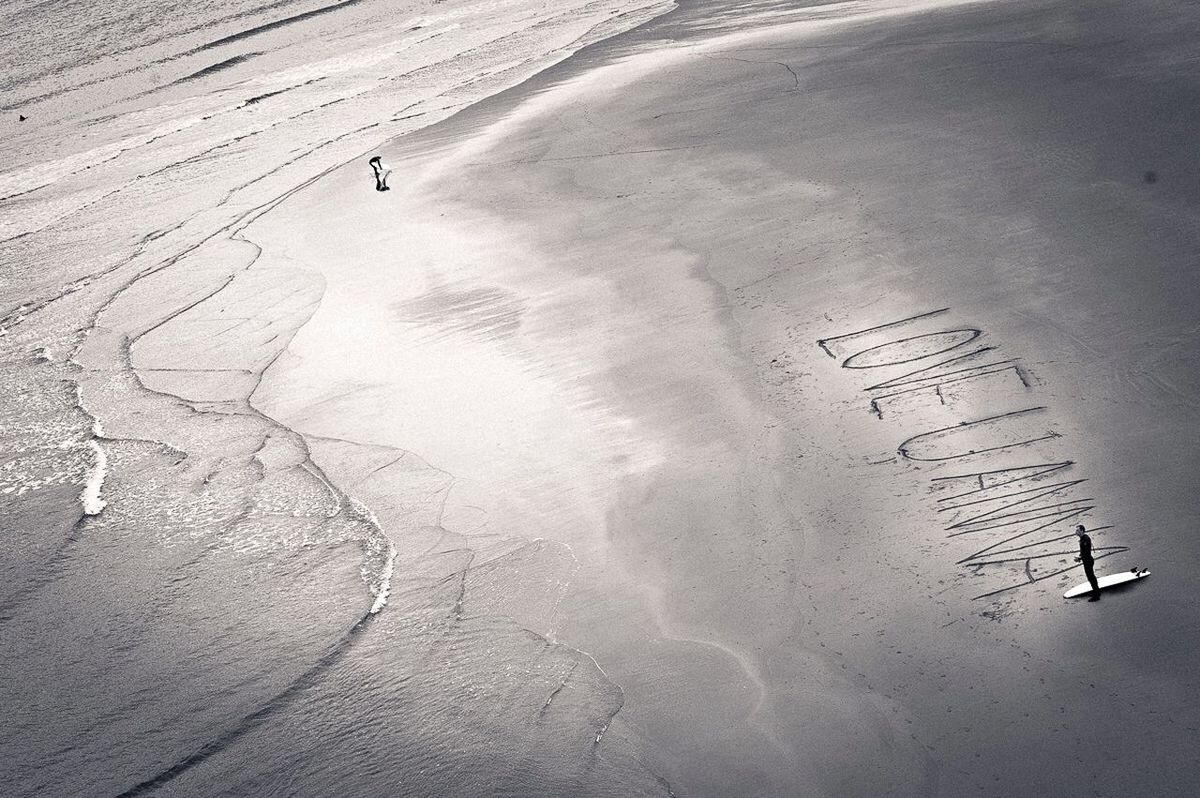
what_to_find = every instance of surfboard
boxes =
[1063,568,1150,598]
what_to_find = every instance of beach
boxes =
[4,0,1200,794]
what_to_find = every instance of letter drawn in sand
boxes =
[897,407,1056,462]
[862,344,1033,418]
[870,361,1031,419]
[816,308,950,360]
[931,461,1074,502]
[865,345,1004,391]
[842,329,982,369]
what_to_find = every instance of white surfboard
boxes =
[1064,568,1150,598]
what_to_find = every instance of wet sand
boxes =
[1,0,682,794]
[250,0,1200,794]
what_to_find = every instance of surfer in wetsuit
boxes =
[1075,524,1100,600]
[368,155,391,192]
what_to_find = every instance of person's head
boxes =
[1075,524,1086,536]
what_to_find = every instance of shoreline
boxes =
[1,0,689,794]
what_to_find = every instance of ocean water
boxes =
[0,0,314,96]
[0,0,675,794]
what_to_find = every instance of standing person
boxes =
[368,156,391,191]
[1075,524,1100,600]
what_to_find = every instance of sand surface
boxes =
[5,0,1200,794]
[252,0,1200,794]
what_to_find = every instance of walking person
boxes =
[1075,524,1101,600]
[368,156,391,191]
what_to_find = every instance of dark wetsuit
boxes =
[1079,532,1099,595]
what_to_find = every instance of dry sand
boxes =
[247,0,1200,794]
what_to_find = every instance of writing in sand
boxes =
[818,308,1132,601]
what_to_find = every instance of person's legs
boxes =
[1083,557,1100,599]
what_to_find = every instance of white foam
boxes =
[370,546,396,614]
[71,382,108,515]
[81,438,108,516]
[351,497,395,614]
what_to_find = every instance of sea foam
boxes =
[81,438,108,516]
[351,497,395,614]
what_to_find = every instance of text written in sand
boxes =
[818,308,1130,601]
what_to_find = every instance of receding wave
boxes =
[191,0,366,52]
[173,52,264,84]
